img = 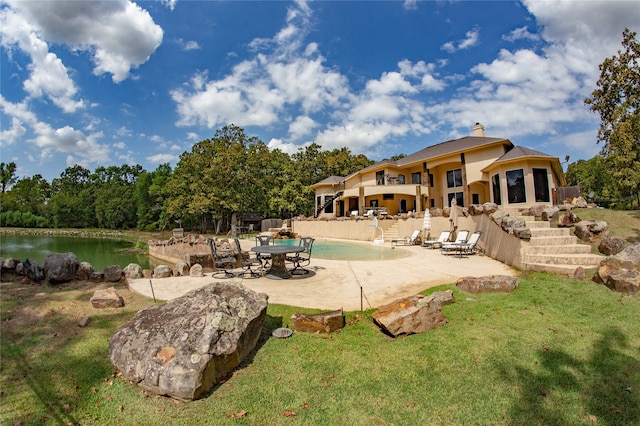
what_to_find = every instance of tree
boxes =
[565,156,616,201]
[0,162,17,193]
[166,125,273,233]
[585,28,640,207]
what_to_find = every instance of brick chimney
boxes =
[472,122,485,137]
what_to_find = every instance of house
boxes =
[312,123,566,217]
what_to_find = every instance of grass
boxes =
[2,273,639,425]
[2,209,640,424]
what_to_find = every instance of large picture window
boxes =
[411,172,421,184]
[506,169,526,204]
[533,168,550,202]
[446,169,463,188]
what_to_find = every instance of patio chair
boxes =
[208,238,238,278]
[391,230,422,246]
[440,230,471,255]
[422,231,450,249]
[454,231,483,257]
[286,237,315,275]
[233,238,264,277]
[255,235,274,268]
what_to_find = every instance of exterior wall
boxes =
[293,215,526,271]
[464,145,507,184]
[487,160,560,207]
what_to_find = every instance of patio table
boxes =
[251,245,304,279]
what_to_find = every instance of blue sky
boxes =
[1,0,639,182]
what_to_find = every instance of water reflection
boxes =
[0,235,150,270]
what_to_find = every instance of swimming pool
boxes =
[273,238,408,261]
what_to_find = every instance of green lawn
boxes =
[2,271,639,425]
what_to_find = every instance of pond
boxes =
[273,238,408,261]
[0,235,150,270]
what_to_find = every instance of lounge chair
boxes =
[422,231,450,249]
[286,237,315,275]
[391,230,422,246]
[454,231,483,257]
[440,230,471,255]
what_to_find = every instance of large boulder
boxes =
[574,220,608,242]
[593,259,639,295]
[44,252,79,283]
[291,309,345,333]
[91,287,125,308]
[76,262,95,281]
[189,263,204,277]
[123,263,143,279]
[153,265,173,278]
[109,283,268,400]
[104,265,123,282]
[598,237,627,256]
[456,275,519,294]
[372,290,454,337]
[613,242,640,265]
[558,209,580,227]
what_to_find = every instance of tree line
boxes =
[0,125,373,233]
[1,29,638,228]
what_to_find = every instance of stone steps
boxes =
[522,253,604,266]
[384,222,399,242]
[516,213,605,275]
[521,244,593,255]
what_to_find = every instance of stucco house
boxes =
[312,123,567,218]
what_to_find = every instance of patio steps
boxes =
[518,213,604,275]
[384,222,400,242]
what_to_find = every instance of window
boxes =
[447,192,464,207]
[411,172,421,184]
[447,169,463,188]
[472,193,479,205]
[383,194,394,200]
[324,195,334,214]
[376,171,384,185]
[492,174,501,205]
[533,168,550,202]
[506,169,526,204]
[397,174,406,184]
[429,173,434,187]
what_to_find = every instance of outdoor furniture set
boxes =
[208,236,315,280]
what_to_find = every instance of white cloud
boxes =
[2,0,163,83]
[0,117,26,146]
[433,0,639,149]
[288,116,318,140]
[503,26,540,42]
[0,6,84,113]
[403,0,417,11]
[147,153,178,163]
[441,28,480,53]
[0,96,109,165]
[172,1,349,130]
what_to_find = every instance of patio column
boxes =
[415,185,422,213]
[359,186,365,215]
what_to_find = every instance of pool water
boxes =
[273,238,408,261]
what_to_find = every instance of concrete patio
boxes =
[128,240,519,311]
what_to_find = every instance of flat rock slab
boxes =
[456,275,519,294]
[91,287,124,308]
[291,309,345,333]
[109,282,268,400]
[372,290,454,337]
